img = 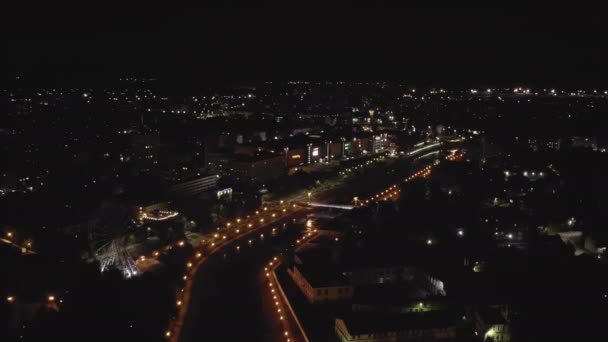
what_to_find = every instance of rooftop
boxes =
[232,151,282,163]
[338,311,459,335]
[352,283,431,306]
[295,262,350,288]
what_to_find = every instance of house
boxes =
[288,262,353,304]
[473,307,510,341]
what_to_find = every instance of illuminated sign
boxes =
[312,148,319,157]
[344,143,350,150]
[291,154,301,159]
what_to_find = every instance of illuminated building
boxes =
[473,307,511,341]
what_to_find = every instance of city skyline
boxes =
[3,6,608,342]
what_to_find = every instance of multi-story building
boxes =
[131,133,160,175]
[288,262,353,304]
[473,307,511,342]
[168,175,218,197]
[230,152,286,183]
[335,311,459,342]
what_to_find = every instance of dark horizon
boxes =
[2,6,607,88]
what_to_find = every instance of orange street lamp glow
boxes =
[48,295,56,302]
[7,296,15,303]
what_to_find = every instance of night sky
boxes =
[2,5,606,86]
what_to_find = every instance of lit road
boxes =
[170,150,463,341]
[177,214,309,341]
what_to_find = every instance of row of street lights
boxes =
[338,156,386,176]
[165,201,303,341]
[355,165,433,206]
[264,227,317,342]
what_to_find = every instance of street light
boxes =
[353,197,359,206]
[307,192,312,201]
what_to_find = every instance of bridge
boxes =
[297,202,354,210]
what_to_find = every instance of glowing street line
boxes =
[305,202,354,210]
[415,150,440,160]
[407,142,441,156]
